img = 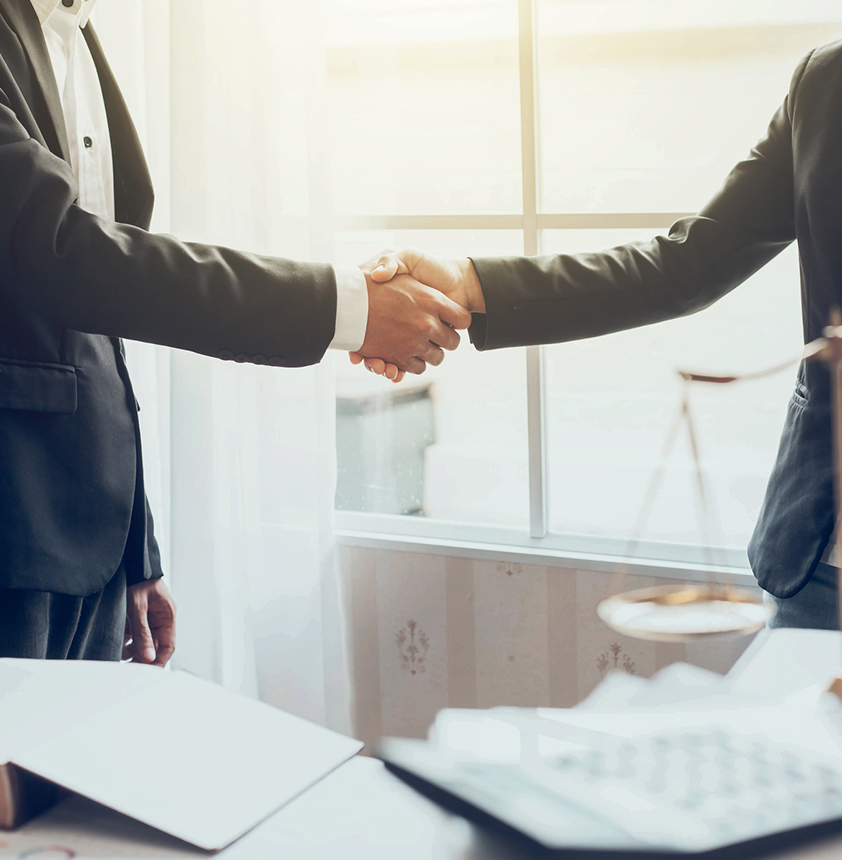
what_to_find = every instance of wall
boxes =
[339,546,757,751]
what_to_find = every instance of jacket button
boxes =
[83,136,93,148]
[252,354,267,365]
[234,353,249,363]
[218,349,234,360]
[268,356,284,366]
[62,0,74,6]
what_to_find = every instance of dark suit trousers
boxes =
[0,566,126,660]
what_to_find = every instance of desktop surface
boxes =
[6,755,842,860]
[6,630,842,859]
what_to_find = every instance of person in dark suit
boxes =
[359,42,842,631]
[0,0,472,664]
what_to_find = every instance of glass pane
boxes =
[323,0,522,216]
[542,229,803,551]
[335,230,529,528]
[536,3,842,213]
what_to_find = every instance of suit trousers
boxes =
[0,566,126,660]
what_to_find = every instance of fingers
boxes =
[363,356,424,374]
[359,270,466,373]
[152,623,176,668]
[435,293,473,330]
[126,592,157,664]
[124,579,176,667]
[349,352,364,366]
[364,248,479,320]
[364,361,408,382]
[418,343,445,367]
[404,356,427,375]
[363,359,405,382]
[145,580,177,668]
[431,323,461,352]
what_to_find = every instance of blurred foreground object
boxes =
[0,659,361,848]
[381,629,842,855]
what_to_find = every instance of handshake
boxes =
[349,248,487,383]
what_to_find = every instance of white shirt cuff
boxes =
[329,266,368,352]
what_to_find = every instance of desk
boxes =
[6,754,842,860]
[5,629,842,859]
[1,757,541,860]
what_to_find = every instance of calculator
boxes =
[380,726,842,856]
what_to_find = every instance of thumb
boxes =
[370,248,419,282]
[370,259,401,282]
[128,599,157,663]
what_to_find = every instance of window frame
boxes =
[332,0,764,576]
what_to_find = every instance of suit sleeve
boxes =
[143,495,164,584]
[0,90,337,368]
[468,53,811,351]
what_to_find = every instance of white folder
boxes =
[0,658,362,851]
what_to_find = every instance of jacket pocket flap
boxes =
[0,359,77,414]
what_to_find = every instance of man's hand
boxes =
[357,267,472,375]
[124,578,176,667]
[370,248,485,314]
[352,248,485,379]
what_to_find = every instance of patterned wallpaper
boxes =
[338,547,757,751]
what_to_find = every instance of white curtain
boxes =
[93,0,352,733]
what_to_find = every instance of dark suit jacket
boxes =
[469,42,842,599]
[0,0,338,596]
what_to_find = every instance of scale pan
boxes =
[597,584,775,642]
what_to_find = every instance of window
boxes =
[330,0,842,567]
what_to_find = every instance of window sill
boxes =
[336,516,757,586]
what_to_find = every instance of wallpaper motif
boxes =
[496,562,523,577]
[342,547,755,747]
[597,642,637,678]
[397,620,430,676]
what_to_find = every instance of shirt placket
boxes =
[45,0,112,220]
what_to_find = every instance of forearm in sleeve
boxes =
[0,94,337,368]
[469,54,808,352]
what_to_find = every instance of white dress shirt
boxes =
[29,0,368,351]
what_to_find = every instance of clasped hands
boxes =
[350,248,486,382]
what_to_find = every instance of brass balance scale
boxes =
[597,311,842,645]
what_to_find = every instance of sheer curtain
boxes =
[93,0,352,733]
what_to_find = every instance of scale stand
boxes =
[599,313,842,645]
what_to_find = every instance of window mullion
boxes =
[518,0,547,538]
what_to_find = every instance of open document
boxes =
[0,659,362,851]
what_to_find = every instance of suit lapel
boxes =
[0,0,69,161]
[82,23,154,229]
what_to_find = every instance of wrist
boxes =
[461,258,486,314]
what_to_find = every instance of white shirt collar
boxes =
[30,0,98,29]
